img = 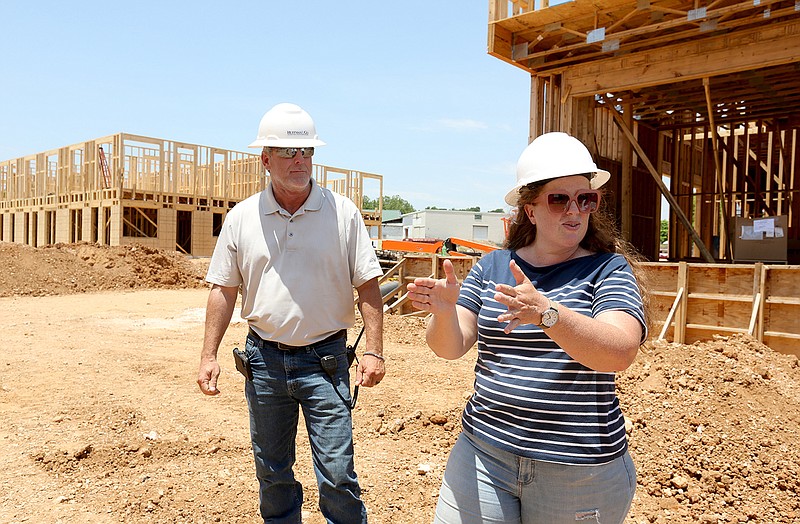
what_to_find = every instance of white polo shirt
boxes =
[206,179,382,346]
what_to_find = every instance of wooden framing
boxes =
[0,133,383,256]
[488,1,800,349]
[488,0,800,265]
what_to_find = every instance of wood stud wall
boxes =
[0,133,383,256]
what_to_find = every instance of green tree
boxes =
[383,195,415,214]
[456,206,481,212]
[660,219,669,243]
[489,208,505,213]
[362,195,379,210]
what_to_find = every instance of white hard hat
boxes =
[504,132,610,206]
[248,103,327,148]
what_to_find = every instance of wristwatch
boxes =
[538,300,559,329]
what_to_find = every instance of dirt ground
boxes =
[1,242,799,524]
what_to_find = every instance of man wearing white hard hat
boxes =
[198,103,384,523]
[409,132,649,524]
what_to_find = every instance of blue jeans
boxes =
[244,334,367,524]
[434,432,636,524]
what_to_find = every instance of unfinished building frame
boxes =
[0,133,384,256]
[488,0,800,350]
[488,0,800,264]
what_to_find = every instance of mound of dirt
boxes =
[621,334,800,523]
[0,242,207,297]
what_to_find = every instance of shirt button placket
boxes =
[287,218,295,249]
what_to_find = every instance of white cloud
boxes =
[436,118,489,131]
[408,118,491,133]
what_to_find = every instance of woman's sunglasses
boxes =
[538,190,601,214]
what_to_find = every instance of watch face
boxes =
[541,309,558,328]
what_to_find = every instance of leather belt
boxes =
[247,328,347,351]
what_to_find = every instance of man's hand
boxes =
[356,354,385,387]
[197,359,221,395]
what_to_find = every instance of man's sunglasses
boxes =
[270,147,315,159]
[538,190,601,214]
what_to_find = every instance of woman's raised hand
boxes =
[407,259,461,316]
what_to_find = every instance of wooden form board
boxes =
[381,254,800,355]
[642,261,800,356]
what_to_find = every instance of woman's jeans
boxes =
[434,431,636,524]
[244,333,367,524]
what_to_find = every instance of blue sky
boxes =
[0,1,532,213]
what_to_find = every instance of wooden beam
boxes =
[611,110,716,262]
[566,17,800,96]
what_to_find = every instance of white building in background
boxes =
[368,210,403,239]
[400,209,507,245]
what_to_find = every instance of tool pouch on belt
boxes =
[232,347,253,381]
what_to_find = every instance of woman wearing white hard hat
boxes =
[408,132,649,524]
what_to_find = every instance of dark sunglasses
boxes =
[270,147,315,159]
[538,190,601,214]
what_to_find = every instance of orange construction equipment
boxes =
[379,237,497,257]
[380,239,444,254]
[444,237,498,255]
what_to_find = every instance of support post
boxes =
[703,78,732,258]
[611,110,715,262]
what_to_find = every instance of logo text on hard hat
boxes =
[287,130,310,136]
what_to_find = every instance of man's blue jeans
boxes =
[434,431,636,524]
[244,333,367,524]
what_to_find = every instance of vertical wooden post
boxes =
[756,263,767,342]
[529,75,541,142]
[621,103,633,241]
[703,78,732,259]
[655,133,665,258]
[675,261,688,344]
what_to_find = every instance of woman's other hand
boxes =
[494,259,549,333]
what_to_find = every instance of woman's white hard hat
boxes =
[504,132,610,206]
[248,103,327,148]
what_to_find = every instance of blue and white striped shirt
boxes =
[457,249,646,465]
